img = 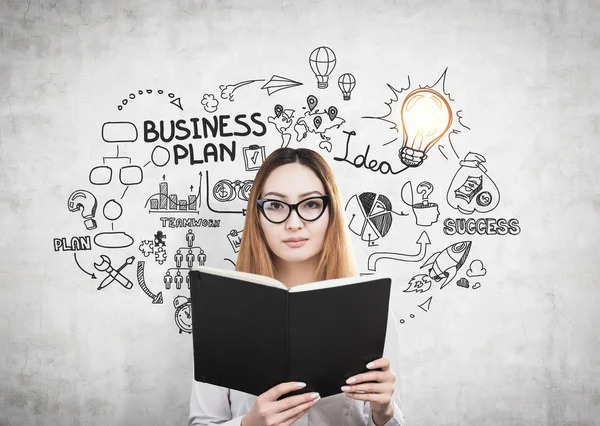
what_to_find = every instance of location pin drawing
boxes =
[307,95,318,112]
[314,116,322,129]
[274,104,283,118]
[327,106,338,121]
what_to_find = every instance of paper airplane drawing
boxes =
[261,75,303,95]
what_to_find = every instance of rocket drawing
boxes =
[420,241,472,289]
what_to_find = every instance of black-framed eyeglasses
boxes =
[257,195,330,224]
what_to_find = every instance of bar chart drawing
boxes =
[144,172,202,214]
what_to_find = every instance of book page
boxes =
[192,266,288,290]
[288,273,391,293]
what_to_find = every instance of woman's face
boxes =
[258,162,330,264]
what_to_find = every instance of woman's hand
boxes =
[241,381,320,426]
[341,357,396,424]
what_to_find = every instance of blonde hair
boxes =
[236,148,359,280]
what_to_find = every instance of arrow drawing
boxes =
[136,261,163,304]
[367,231,431,271]
[74,253,96,279]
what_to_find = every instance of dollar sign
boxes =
[216,184,227,199]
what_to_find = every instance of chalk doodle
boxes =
[466,259,487,277]
[398,314,416,324]
[420,241,472,289]
[164,269,187,290]
[418,296,433,312]
[148,146,171,167]
[397,88,453,168]
[293,97,345,152]
[309,46,337,89]
[67,190,98,230]
[443,218,520,236]
[334,131,409,175]
[447,152,501,215]
[205,171,252,215]
[401,181,440,227]
[136,261,163,304]
[403,274,433,294]
[51,45,518,337]
[242,144,266,171]
[162,230,207,291]
[201,94,219,113]
[93,255,135,291]
[103,199,123,221]
[159,217,221,228]
[145,174,202,214]
[174,296,193,334]
[220,79,265,101]
[267,105,295,148]
[73,253,96,279]
[345,191,408,247]
[456,277,470,288]
[116,89,182,111]
[172,246,206,270]
[185,229,195,247]
[89,145,144,200]
[399,296,433,324]
[261,75,303,95]
[362,69,470,168]
[138,231,168,265]
[54,237,92,252]
[102,122,138,143]
[266,95,345,151]
[338,73,356,100]
[227,230,242,253]
[367,231,431,271]
[94,231,134,249]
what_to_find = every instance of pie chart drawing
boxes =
[345,192,393,244]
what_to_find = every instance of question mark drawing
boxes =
[68,190,98,230]
[416,181,434,206]
[401,181,440,227]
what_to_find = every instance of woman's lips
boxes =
[284,239,307,248]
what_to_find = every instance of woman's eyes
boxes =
[266,202,284,209]
[265,200,321,209]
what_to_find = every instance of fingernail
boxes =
[312,396,321,403]
[296,382,306,388]
[366,362,375,368]
[341,386,351,391]
[310,392,320,399]
[346,377,356,384]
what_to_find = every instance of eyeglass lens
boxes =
[262,198,326,222]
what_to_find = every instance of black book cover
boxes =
[189,269,391,399]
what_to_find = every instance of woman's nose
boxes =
[285,208,304,228]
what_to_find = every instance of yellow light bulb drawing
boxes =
[398,88,452,167]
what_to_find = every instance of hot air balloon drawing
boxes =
[338,73,356,100]
[309,46,337,89]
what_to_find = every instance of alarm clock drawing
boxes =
[174,295,192,334]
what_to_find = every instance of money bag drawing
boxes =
[446,152,500,214]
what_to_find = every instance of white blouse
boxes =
[188,308,407,426]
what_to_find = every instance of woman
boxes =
[189,148,407,426]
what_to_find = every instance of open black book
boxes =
[189,266,391,399]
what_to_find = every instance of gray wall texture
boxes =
[1,0,599,425]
